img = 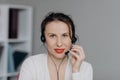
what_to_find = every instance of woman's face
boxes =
[45,21,72,59]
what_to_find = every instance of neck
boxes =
[48,53,68,80]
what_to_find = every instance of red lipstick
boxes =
[54,48,65,54]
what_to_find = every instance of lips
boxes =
[54,48,65,54]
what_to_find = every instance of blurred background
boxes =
[0,0,120,80]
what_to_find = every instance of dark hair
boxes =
[40,12,77,43]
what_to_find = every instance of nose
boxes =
[56,37,62,47]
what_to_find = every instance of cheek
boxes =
[64,39,72,48]
[46,40,54,46]
[45,39,56,50]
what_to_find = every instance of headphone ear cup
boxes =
[41,35,45,42]
[72,36,77,43]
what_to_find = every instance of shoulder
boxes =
[22,53,47,66]
[72,61,93,80]
[81,61,92,67]
[27,53,47,60]
[25,53,47,61]
[80,61,93,72]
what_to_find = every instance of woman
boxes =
[18,12,93,80]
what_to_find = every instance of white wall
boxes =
[2,0,120,80]
[0,0,8,3]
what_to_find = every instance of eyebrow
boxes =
[47,32,69,35]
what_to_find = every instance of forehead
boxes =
[45,21,70,33]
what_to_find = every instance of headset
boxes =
[40,34,77,44]
[40,12,77,44]
[41,34,77,55]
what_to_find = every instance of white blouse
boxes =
[18,53,93,80]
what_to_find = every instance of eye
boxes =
[49,34,56,38]
[62,34,69,37]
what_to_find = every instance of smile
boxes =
[54,48,65,54]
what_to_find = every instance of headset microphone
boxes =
[65,44,73,55]
[65,51,69,55]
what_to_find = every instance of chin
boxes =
[56,54,66,59]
